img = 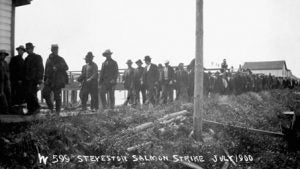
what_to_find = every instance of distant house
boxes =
[0,0,32,61]
[242,60,290,77]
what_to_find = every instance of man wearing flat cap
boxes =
[133,59,146,105]
[24,42,44,115]
[9,45,26,106]
[0,50,11,114]
[78,52,99,111]
[99,49,118,109]
[42,44,69,114]
[122,59,135,106]
[141,55,159,105]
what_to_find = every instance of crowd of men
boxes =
[0,45,299,115]
[0,44,120,114]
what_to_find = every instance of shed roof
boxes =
[13,0,32,7]
[243,60,287,70]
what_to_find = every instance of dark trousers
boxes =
[135,86,146,104]
[100,85,115,109]
[80,82,99,110]
[161,81,173,104]
[124,88,135,105]
[146,85,156,105]
[42,85,62,112]
[0,84,10,114]
[11,82,25,105]
[24,82,40,113]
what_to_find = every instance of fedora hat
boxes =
[102,49,113,56]
[144,55,151,61]
[135,59,143,64]
[16,45,26,51]
[126,59,133,64]
[25,42,35,49]
[0,50,9,56]
[51,44,59,49]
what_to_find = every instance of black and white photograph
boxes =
[0,0,300,168]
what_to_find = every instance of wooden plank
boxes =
[0,43,10,50]
[0,0,12,6]
[179,161,204,169]
[0,22,11,31]
[0,29,11,37]
[127,141,152,152]
[0,5,12,13]
[0,10,11,18]
[203,119,284,137]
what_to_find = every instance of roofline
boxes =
[13,0,32,7]
[243,60,288,71]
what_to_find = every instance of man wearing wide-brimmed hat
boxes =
[141,55,159,105]
[133,59,146,104]
[24,42,44,115]
[78,52,99,111]
[9,45,26,106]
[99,49,118,109]
[0,50,11,114]
[42,44,69,114]
[123,59,135,106]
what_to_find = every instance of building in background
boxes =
[243,60,293,78]
[0,0,32,62]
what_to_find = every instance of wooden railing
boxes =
[43,67,225,107]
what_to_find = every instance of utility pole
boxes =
[193,0,204,141]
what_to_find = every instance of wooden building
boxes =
[243,60,290,77]
[0,0,32,61]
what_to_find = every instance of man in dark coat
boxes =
[0,50,11,114]
[99,49,118,109]
[221,59,228,73]
[9,45,26,105]
[78,52,99,111]
[157,63,164,104]
[141,55,159,105]
[160,60,175,104]
[42,44,69,113]
[174,63,188,101]
[123,59,135,106]
[133,59,146,105]
[24,43,44,114]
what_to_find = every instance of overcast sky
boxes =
[15,0,300,77]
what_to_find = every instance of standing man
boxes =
[141,56,159,105]
[9,45,26,106]
[221,59,228,73]
[133,59,146,105]
[78,52,99,111]
[24,42,44,115]
[161,60,175,104]
[42,44,69,114]
[99,49,118,109]
[0,50,11,114]
[174,63,188,101]
[123,59,135,106]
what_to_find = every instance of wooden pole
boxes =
[193,0,204,141]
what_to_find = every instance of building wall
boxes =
[251,69,287,77]
[0,0,12,61]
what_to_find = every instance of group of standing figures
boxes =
[1,44,299,114]
[1,43,45,115]
[0,44,119,114]
[0,43,70,114]
[122,56,192,106]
